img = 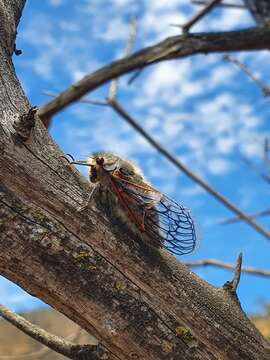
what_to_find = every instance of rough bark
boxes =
[1,1,270,360]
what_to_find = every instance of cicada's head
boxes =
[69,151,145,185]
[86,152,145,184]
[85,152,119,183]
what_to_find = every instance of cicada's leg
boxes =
[77,186,97,212]
[140,201,158,232]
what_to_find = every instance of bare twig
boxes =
[185,257,270,277]
[223,53,270,97]
[241,155,270,184]
[0,326,82,359]
[0,304,108,360]
[263,137,270,173]
[37,27,270,121]
[109,16,137,101]
[219,208,270,225]
[182,0,223,33]
[223,253,243,299]
[43,91,107,107]
[232,252,243,291]
[191,0,246,9]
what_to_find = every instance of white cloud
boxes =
[215,137,236,154]
[145,0,183,12]
[208,158,231,175]
[49,0,64,6]
[60,20,80,32]
[94,18,129,42]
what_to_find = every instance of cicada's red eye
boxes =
[96,157,104,166]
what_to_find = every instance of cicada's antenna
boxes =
[61,154,93,167]
[65,153,75,162]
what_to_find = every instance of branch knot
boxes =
[13,106,37,141]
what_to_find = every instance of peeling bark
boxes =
[1,1,270,359]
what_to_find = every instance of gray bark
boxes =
[1,1,270,359]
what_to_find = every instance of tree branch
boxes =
[1,1,270,359]
[241,155,270,184]
[0,304,106,360]
[219,208,270,225]
[104,99,270,243]
[45,89,270,244]
[191,0,246,9]
[231,253,243,291]
[182,0,223,33]
[185,258,270,277]
[223,53,270,97]
[243,0,270,25]
[37,26,270,121]
[108,16,137,101]
[0,326,83,359]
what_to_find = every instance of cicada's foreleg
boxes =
[77,186,97,212]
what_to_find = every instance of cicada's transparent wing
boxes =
[144,196,197,255]
[111,174,197,255]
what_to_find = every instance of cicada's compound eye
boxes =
[96,157,104,166]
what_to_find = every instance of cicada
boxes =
[69,152,197,256]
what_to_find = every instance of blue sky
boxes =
[2,0,270,315]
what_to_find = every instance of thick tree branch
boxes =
[185,258,270,277]
[1,1,270,359]
[0,304,104,360]
[38,27,270,121]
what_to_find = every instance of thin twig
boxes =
[232,252,242,291]
[191,0,246,9]
[109,16,137,101]
[223,53,270,97]
[106,99,270,242]
[241,155,270,184]
[185,257,270,277]
[222,253,243,299]
[219,208,270,225]
[37,27,270,121]
[0,303,108,360]
[182,0,223,33]
[0,327,82,359]
[43,91,107,106]
[263,137,270,173]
